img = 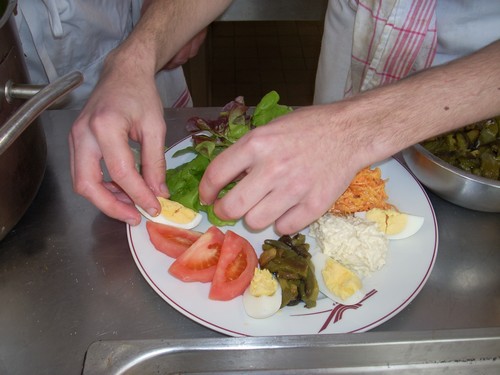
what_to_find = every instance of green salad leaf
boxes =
[166,154,209,211]
[251,90,293,126]
[199,182,237,227]
[166,91,292,226]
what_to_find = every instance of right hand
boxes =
[198,105,370,235]
[68,53,168,226]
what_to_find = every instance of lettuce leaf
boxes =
[167,91,292,227]
[251,90,293,126]
[166,154,209,211]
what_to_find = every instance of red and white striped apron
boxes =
[314,0,500,104]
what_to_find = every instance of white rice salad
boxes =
[310,213,388,278]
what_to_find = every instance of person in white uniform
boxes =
[67,0,500,235]
[14,0,199,109]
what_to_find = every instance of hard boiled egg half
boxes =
[243,268,282,319]
[136,197,202,229]
[311,252,365,305]
[355,208,424,240]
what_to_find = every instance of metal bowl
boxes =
[402,144,500,212]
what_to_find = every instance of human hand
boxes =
[201,39,500,234]
[69,56,167,226]
[162,28,208,70]
[198,105,370,234]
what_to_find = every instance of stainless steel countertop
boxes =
[0,109,499,375]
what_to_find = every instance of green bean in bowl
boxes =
[420,116,499,180]
[402,116,500,213]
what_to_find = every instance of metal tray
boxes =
[83,327,500,375]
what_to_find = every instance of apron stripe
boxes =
[382,0,436,84]
[172,87,192,108]
[348,0,438,95]
[358,0,385,83]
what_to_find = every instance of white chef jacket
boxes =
[14,0,192,109]
[314,0,500,104]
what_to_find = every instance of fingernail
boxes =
[147,207,158,217]
[126,218,140,226]
[159,182,169,195]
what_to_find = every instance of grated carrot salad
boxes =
[330,167,391,214]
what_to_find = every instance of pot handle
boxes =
[0,71,83,156]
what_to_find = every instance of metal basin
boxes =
[402,144,500,212]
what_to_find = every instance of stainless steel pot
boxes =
[0,1,82,240]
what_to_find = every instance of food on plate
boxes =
[209,230,258,301]
[310,213,388,278]
[365,208,406,235]
[259,234,319,309]
[243,268,282,319]
[311,253,365,305]
[421,116,499,180]
[166,154,237,226]
[167,91,292,226]
[187,90,293,160]
[137,197,202,229]
[163,226,258,301]
[146,221,202,258]
[168,226,225,282]
[356,208,425,240]
[330,167,391,214]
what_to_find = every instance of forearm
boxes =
[104,0,232,76]
[344,39,500,164]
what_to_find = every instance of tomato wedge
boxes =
[168,226,225,282]
[209,230,258,301]
[146,221,202,258]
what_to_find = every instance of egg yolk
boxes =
[365,208,408,235]
[249,268,278,297]
[158,197,197,224]
[322,258,362,301]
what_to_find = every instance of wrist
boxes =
[102,41,158,80]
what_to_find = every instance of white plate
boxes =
[128,137,438,337]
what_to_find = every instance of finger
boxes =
[211,164,275,221]
[102,181,135,204]
[199,141,255,205]
[99,133,160,217]
[274,199,331,235]
[71,132,142,225]
[139,117,169,198]
[85,112,160,218]
[238,177,327,232]
[239,187,300,232]
[85,177,142,225]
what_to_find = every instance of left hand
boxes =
[69,54,167,226]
